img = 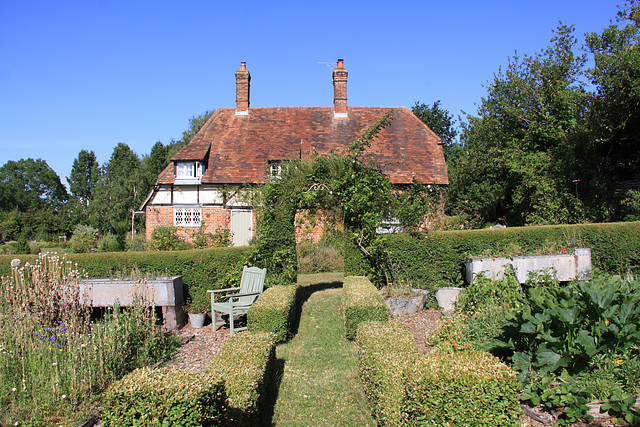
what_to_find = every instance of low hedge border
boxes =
[356,321,420,426]
[402,351,521,427]
[101,366,226,426]
[355,322,521,426]
[342,276,388,340]
[247,285,298,342]
[206,331,277,426]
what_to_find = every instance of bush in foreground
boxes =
[101,367,226,426]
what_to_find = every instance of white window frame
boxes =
[175,162,204,180]
[173,205,202,227]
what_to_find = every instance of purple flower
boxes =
[61,328,66,332]
[572,179,581,183]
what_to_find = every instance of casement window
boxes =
[176,162,204,180]
[174,206,201,226]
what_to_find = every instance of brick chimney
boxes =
[332,59,348,118]
[235,61,250,115]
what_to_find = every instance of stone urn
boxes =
[435,287,462,312]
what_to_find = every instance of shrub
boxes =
[69,224,98,253]
[206,332,277,425]
[248,285,298,342]
[15,234,30,254]
[150,225,188,251]
[401,351,521,426]
[343,276,388,340]
[98,232,121,252]
[125,233,148,251]
[101,367,226,426]
[356,321,420,426]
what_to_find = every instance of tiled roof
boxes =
[157,106,448,185]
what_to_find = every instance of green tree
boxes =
[455,24,588,226]
[89,143,142,236]
[584,1,640,218]
[0,158,68,212]
[67,150,99,207]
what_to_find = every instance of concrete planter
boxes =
[435,287,462,311]
[78,276,186,331]
[382,289,429,315]
[465,248,591,284]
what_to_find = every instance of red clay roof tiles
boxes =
[157,106,448,185]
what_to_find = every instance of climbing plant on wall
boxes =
[250,111,394,285]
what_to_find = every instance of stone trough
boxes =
[78,276,186,331]
[465,248,592,284]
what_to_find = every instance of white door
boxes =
[231,210,252,246]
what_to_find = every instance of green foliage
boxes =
[98,232,122,252]
[356,321,420,426]
[0,158,68,212]
[15,234,30,255]
[456,269,521,313]
[342,276,389,340]
[206,331,276,426]
[102,367,226,427]
[402,351,521,427]
[0,254,177,425]
[150,225,186,251]
[622,189,640,221]
[247,285,298,342]
[67,149,99,208]
[89,143,143,234]
[490,273,640,424]
[69,224,98,253]
[392,180,444,233]
[455,24,587,226]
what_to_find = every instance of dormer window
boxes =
[175,161,204,181]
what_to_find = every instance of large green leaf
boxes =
[576,330,597,356]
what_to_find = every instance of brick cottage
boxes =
[141,60,448,246]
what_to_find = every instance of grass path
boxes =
[271,273,376,426]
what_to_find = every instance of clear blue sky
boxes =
[0,0,620,188]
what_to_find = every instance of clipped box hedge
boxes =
[0,246,252,303]
[101,366,226,426]
[207,331,277,425]
[248,285,298,342]
[401,351,521,427]
[384,221,640,289]
[356,321,420,426]
[343,276,388,340]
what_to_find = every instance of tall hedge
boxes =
[0,246,252,303]
[384,222,640,290]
